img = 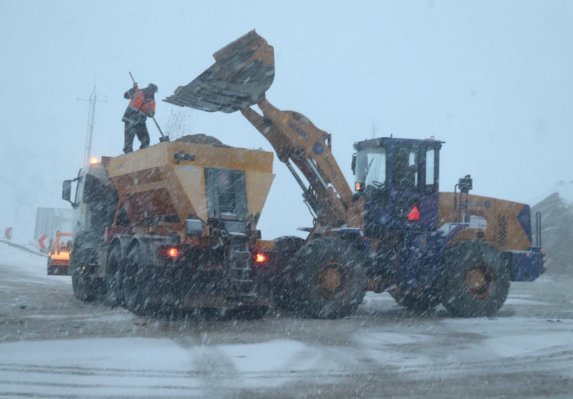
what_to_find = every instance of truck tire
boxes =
[123,244,153,314]
[441,241,510,317]
[271,236,305,312]
[71,266,96,302]
[104,245,123,307]
[389,286,441,312]
[287,237,367,319]
[70,243,101,302]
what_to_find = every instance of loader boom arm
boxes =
[164,30,362,230]
[241,98,362,229]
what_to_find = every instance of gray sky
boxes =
[1,0,572,241]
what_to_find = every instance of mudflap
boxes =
[502,249,545,282]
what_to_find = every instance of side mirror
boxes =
[351,153,357,175]
[62,179,78,207]
[458,175,473,194]
[62,180,72,202]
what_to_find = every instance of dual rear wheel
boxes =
[105,243,269,319]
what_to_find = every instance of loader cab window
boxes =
[355,148,386,189]
[205,168,248,221]
[425,148,436,192]
[393,147,418,191]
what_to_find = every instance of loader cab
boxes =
[353,137,442,236]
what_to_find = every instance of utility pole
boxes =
[78,86,105,166]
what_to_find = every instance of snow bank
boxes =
[0,240,69,283]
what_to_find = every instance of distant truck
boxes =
[61,136,275,317]
[47,231,72,275]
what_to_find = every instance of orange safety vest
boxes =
[129,89,156,115]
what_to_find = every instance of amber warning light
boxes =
[254,252,268,265]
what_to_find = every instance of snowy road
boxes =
[0,243,572,398]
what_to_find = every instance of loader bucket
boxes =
[164,30,274,113]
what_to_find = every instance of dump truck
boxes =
[47,231,72,275]
[164,31,544,319]
[61,135,275,317]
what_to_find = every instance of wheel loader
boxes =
[164,31,544,319]
[47,230,72,275]
[61,135,275,317]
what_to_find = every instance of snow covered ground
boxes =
[0,242,572,398]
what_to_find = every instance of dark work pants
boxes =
[123,122,150,153]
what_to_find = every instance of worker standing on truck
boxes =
[122,82,158,153]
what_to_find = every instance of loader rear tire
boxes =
[287,238,367,319]
[441,241,510,317]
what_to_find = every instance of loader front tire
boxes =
[441,241,509,317]
[288,238,367,319]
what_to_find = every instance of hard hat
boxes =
[147,83,158,92]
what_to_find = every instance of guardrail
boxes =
[0,239,47,257]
